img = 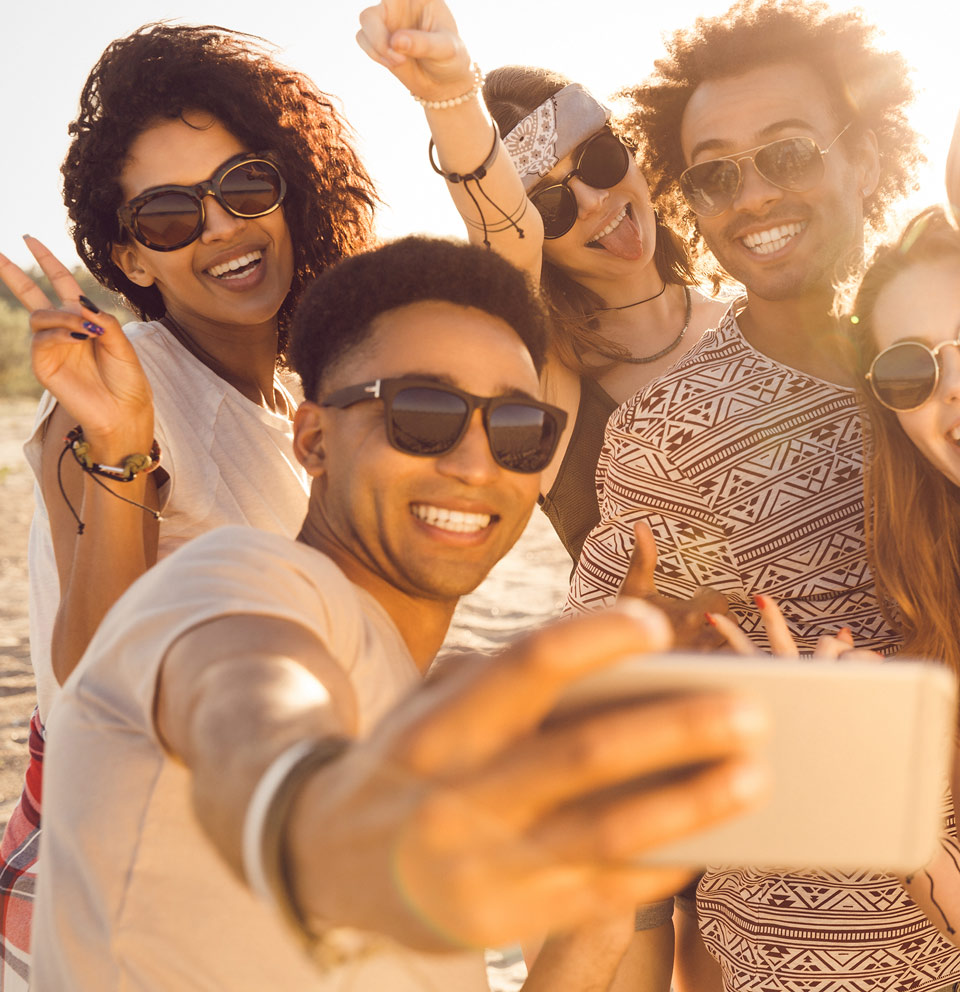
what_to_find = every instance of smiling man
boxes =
[29,237,767,991]
[569,0,918,652]
[566,3,960,991]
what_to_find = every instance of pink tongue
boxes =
[595,210,644,260]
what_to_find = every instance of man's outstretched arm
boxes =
[155,604,768,956]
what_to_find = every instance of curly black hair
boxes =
[288,236,550,401]
[619,0,920,257]
[61,22,378,353]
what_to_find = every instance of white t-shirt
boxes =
[32,527,489,992]
[24,320,309,721]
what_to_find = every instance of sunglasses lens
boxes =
[579,131,631,189]
[870,344,939,410]
[488,404,560,473]
[532,185,579,239]
[680,160,741,216]
[390,388,469,454]
[220,160,285,216]
[134,192,203,249]
[754,137,822,191]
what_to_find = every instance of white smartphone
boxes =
[554,654,957,872]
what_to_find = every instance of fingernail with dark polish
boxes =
[70,331,91,340]
[82,321,104,336]
[78,294,100,314]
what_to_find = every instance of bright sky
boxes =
[3,0,957,273]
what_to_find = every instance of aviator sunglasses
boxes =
[117,152,286,251]
[679,123,852,217]
[530,128,632,240]
[320,378,568,473]
[865,329,960,411]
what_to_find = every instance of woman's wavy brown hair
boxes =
[483,66,716,377]
[619,0,920,263]
[850,206,960,675]
[61,22,378,354]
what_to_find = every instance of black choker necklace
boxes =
[594,280,667,312]
[618,285,692,365]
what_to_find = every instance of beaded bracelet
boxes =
[58,425,163,534]
[410,63,483,110]
[66,425,161,481]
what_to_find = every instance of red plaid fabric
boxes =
[0,709,44,992]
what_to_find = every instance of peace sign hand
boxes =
[0,237,154,457]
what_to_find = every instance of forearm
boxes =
[156,616,356,879]
[52,471,157,682]
[522,919,637,992]
[423,94,544,274]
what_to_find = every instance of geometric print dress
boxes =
[568,304,960,989]
[567,303,900,653]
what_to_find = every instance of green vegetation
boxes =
[0,268,133,398]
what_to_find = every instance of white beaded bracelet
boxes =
[411,63,484,110]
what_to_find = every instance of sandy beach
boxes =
[0,398,38,830]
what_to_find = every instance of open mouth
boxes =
[585,203,643,260]
[411,503,494,534]
[740,222,807,256]
[206,250,263,280]
[587,204,630,248]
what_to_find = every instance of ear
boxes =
[293,400,327,477]
[110,241,156,288]
[854,127,881,200]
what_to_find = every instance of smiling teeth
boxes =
[742,222,806,255]
[950,425,960,442]
[411,504,492,533]
[591,205,628,242]
[207,250,263,279]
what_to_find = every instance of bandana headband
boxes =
[502,83,610,192]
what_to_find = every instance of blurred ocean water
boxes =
[443,509,572,655]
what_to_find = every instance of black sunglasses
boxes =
[117,152,286,252]
[320,378,567,473]
[679,124,852,217]
[865,330,960,411]
[530,128,632,240]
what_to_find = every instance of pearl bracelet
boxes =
[410,63,484,110]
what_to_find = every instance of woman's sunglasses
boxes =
[320,377,568,473]
[530,128,632,240]
[865,330,960,411]
[679,124,852,217]
[117,152,286,252]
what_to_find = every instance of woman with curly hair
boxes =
[0,23,375,986]
[358,0,728,566]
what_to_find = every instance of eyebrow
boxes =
[688,118,818,163]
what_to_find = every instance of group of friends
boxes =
[0,0,959,989]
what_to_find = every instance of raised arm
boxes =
[156,604,768,958]
[357,0,545,279]
[1,239,157,683]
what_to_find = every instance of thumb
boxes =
[619,521,658,599]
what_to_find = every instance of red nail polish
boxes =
[837,626,852,639]
[704,612,717,626]
[753,594,767,610]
